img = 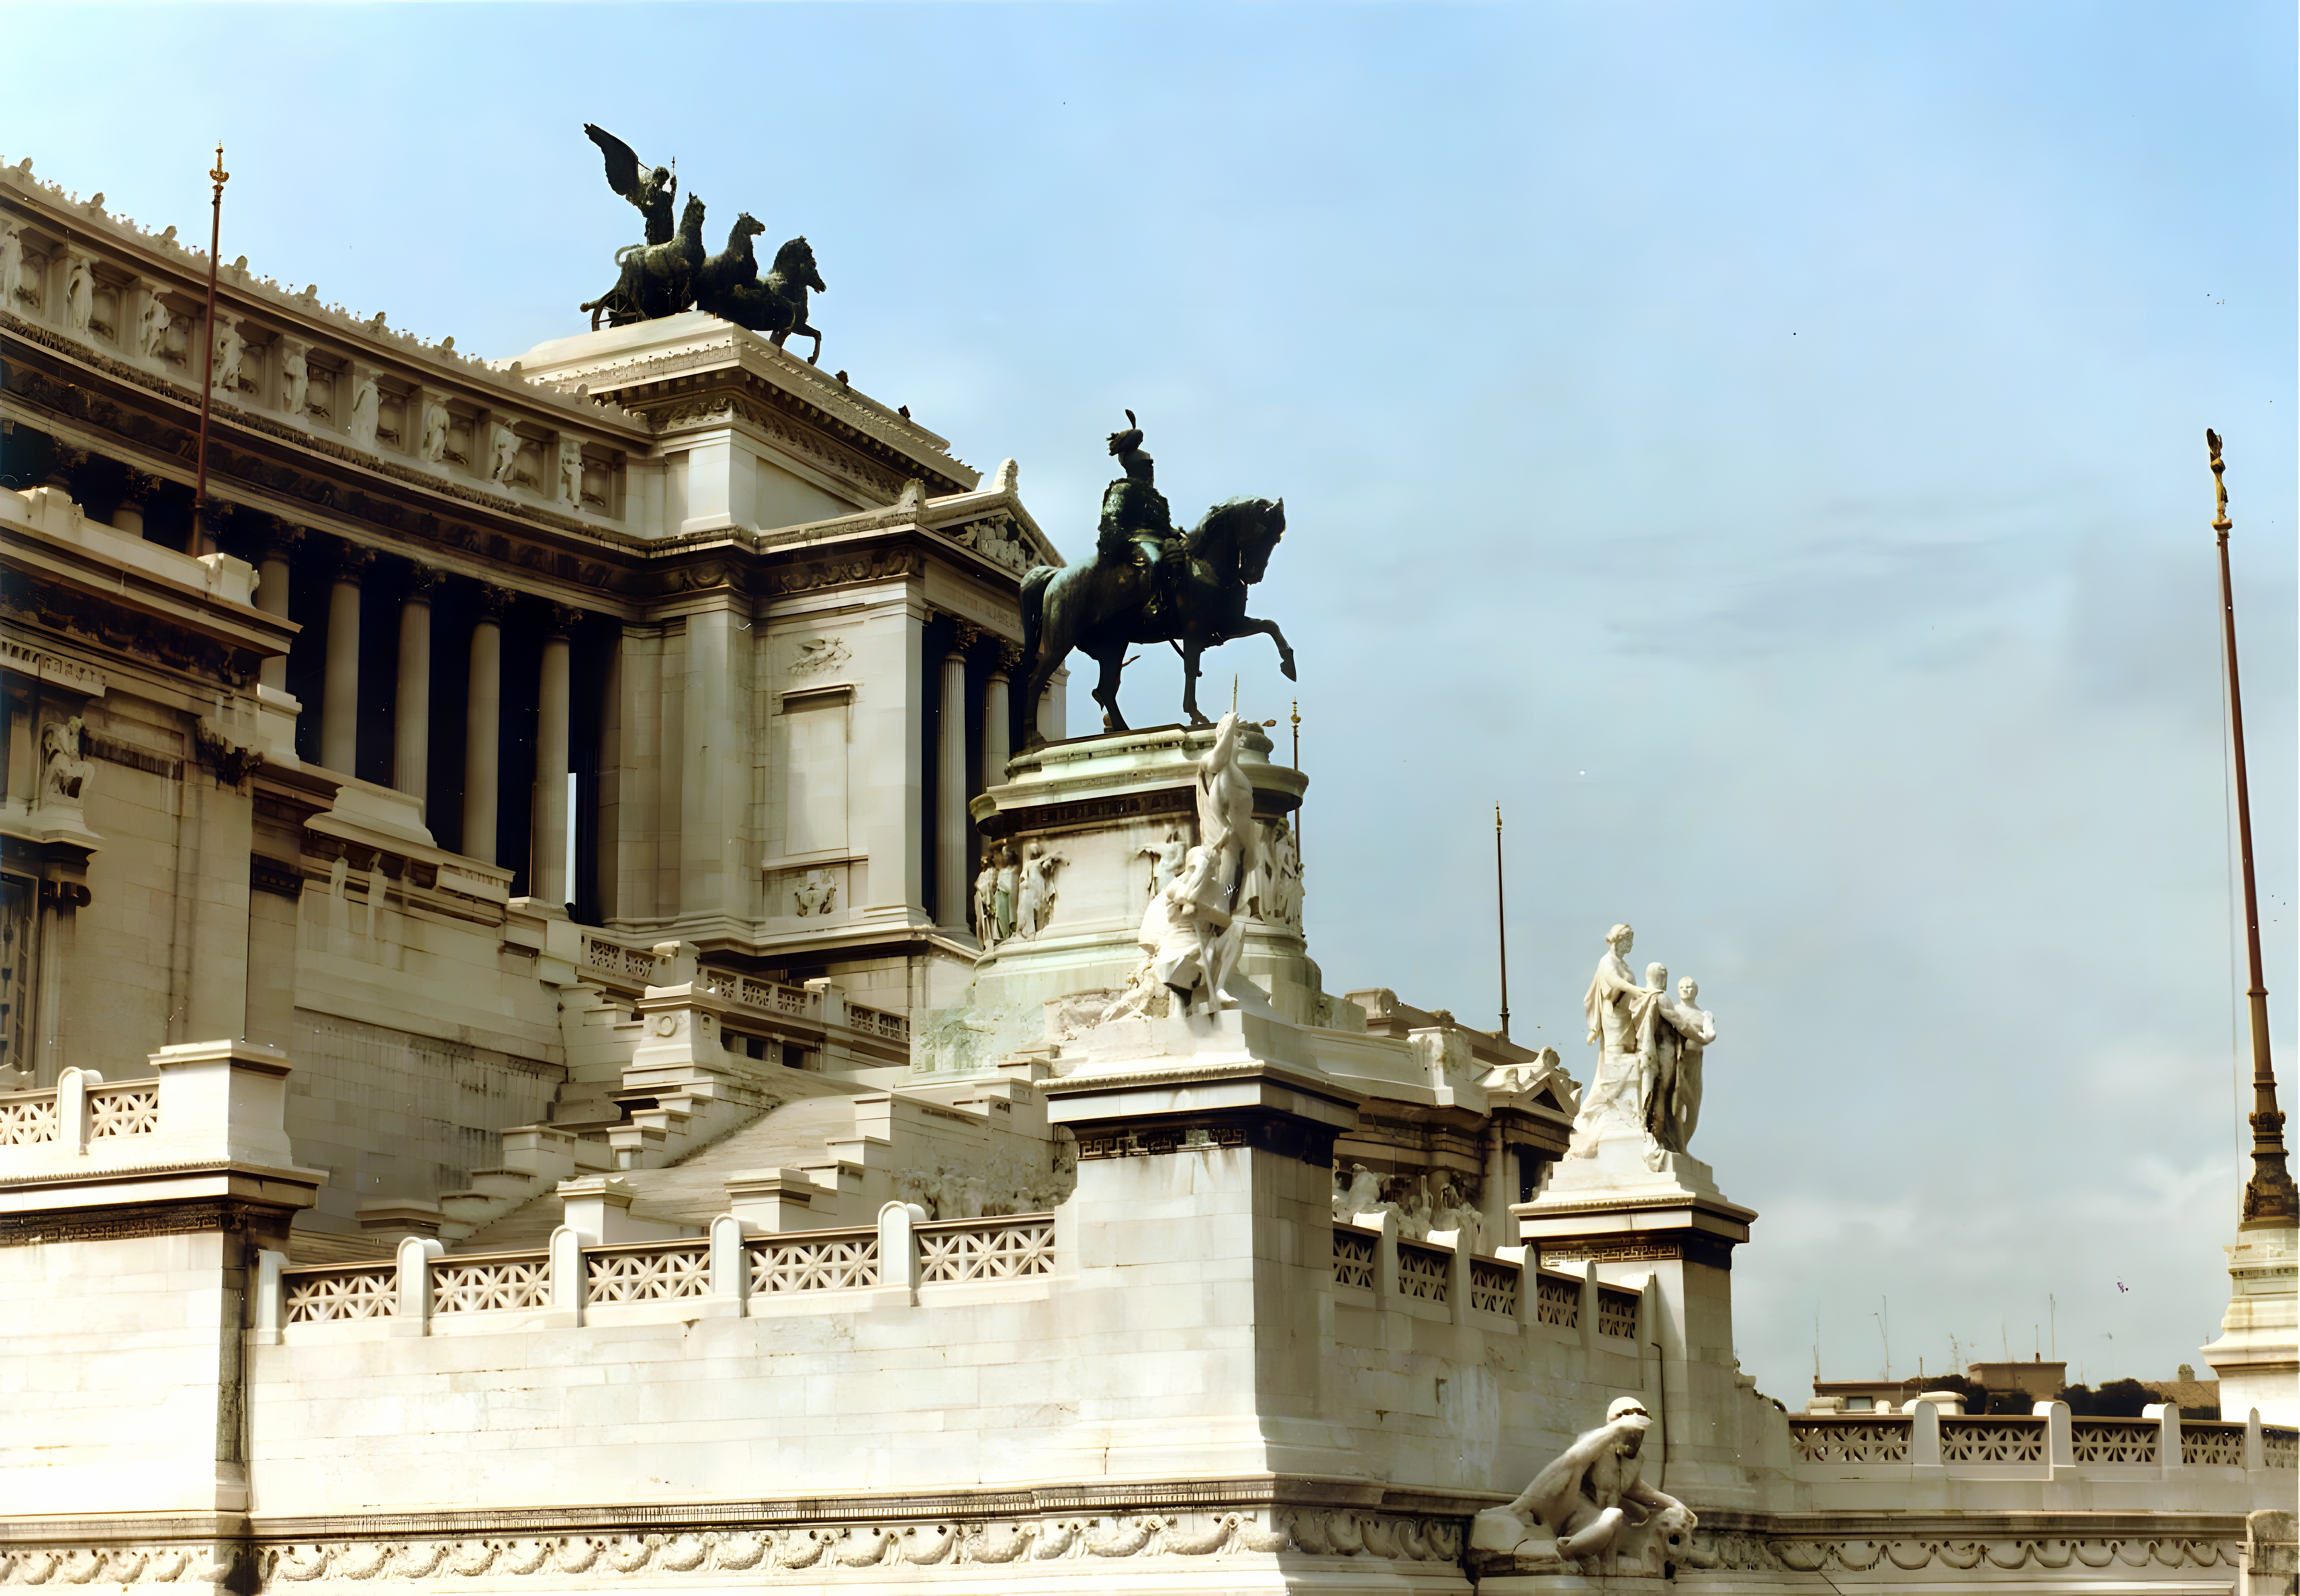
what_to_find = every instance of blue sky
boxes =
[6,2,2292,1410]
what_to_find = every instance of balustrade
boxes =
[2070,1417,2159,1464]
[0,1087,60,1145]
[2266,1426,2297,1468]
[1395,1239,1451,1305]
[1938,1415,2047,1462]
[1467,1256,1521,1317]
[85,1082,159,1139]
[266,1209,1057,1337]
[1533,1270,1580,1328]
[1331,1228,1376,1291]
[917,1215,1055,1283]
[1788,1415,1914,1464]
[1595,1283,1640,1340]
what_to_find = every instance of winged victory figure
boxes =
[584,123,676,247]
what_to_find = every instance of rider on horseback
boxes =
[1097,412,1188,627]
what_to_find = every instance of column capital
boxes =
[402,561,447,600]
[541,601,581,639]
[331,541,376,582]
[39,442,89,491]
[950,619,983,655]
[993,639,1024,676]
[252,520,304,563]
[120,469,168,506]
[472,582,515,619]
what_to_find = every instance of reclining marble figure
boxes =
[1470,1396,1695,1573]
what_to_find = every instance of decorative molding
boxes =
[1693,1532,2239,1575]
[1074,1108,1337,1169]
[0,637,106,698]
[250,855,302,899]
[0,1196,297,1250]
[0,1505,1464,1586]
[82,728,181,779]
[0,573,263,689]
[1535,1232,1739,1271]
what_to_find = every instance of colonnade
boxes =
[247,525,583,902]
[930,624,1044,937]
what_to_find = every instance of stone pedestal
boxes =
[1516,1127,1758,1504]
[2203,1222,2299,1424]
[918,723,1319,1076]
[1041,1001,1363,1480]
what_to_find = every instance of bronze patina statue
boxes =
[694,214,827,364]
[583,125,678,246]
[580,192,707,329]
[576,126,826,355]
[1010,415,1295,750]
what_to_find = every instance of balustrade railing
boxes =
[748,1228,879,1294]
[0,1089,59,1145]
[586,1239,712,1304]
[1938,1415,2046,1462]
[2181,1422,2245,1467]
[1467,1256,1521,1317]
[1331,1228,1376,1291]
[2265,1426,2297,1468]
[1534,1271,1579,1328]
[1395,1239,1450,1304]
[2070,1417,2158,1464]
[918,1215,1054,1283]
[269,1210,1061,1337]
[575,935,909,1044]
[284,1261,400,1323]
[1788,1415,1913,1463]
[433,1252,552,1314]
[86,1083,160,1140]
[1595,1284,1640,1340]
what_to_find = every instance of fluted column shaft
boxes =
[394,567,438,801]
[321,545,373,774]
[253,528,298,693]
[984,651,1013,789]
[532,609,574,906]
[462,587,508,864]
[938,650,969,927]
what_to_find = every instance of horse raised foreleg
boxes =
[1238,616,1298,681]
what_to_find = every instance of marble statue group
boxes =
[1575,923,1716,1159]
[1472,1396,1698,1575]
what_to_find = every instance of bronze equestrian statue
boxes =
[1010,414,1294,752]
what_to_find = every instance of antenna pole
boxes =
[1495,804,1511,1038]
[2209,430,2297,1230]
[190,141,229,555]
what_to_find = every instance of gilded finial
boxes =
[209,142,229,195]
[2207,428,2231,534]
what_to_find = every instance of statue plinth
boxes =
[915,721,1330,1077]
[1517,1126,1759,1505]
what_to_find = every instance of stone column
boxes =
[320,543,374,775]
[32,875,87,1088]
[111,471,162,540]
[531,605,575,908]
[252,526,300,693]
[936,627,974,928]
[393,565,440,801]
[984,643,1016,789]
[462,585,511,864]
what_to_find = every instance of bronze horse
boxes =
[1011,495,1294,750]
[580,192,706,328]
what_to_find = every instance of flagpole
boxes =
[1495,803,1511,1039]
[189,142,228,555]
[2208,429,2295,1229]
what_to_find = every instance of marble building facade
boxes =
[2,152,2294,1596]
